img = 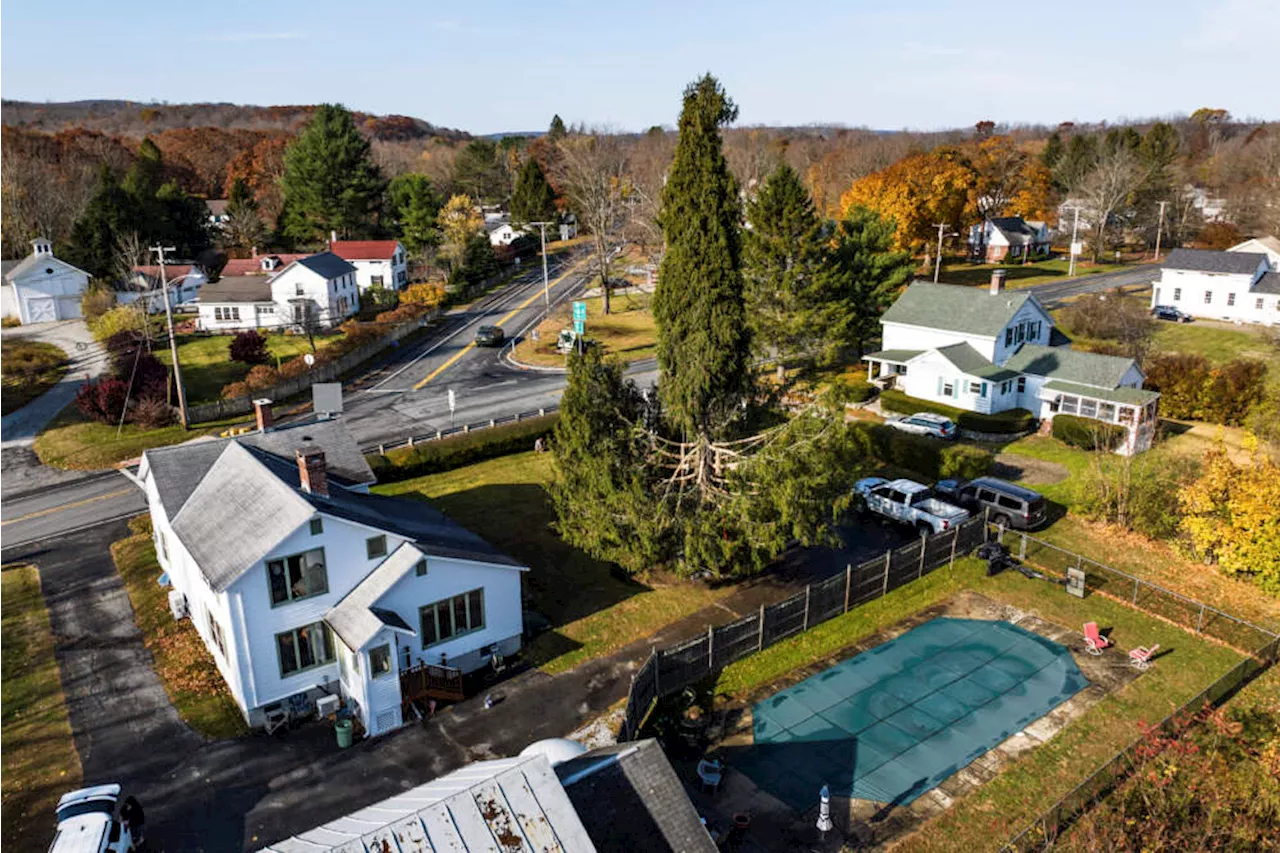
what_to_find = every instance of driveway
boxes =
[1,319,106,447]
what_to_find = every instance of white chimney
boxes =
[330,230,338,246]
[990,269,1007,295]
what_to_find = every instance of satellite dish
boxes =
[304,353,316,366]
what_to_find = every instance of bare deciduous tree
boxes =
[555,132,630,315]
[1077,146,1152,261]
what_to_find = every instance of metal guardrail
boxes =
[362,405,560,455]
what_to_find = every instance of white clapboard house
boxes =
[864,272,1160,454]
[967,217,1052,263]
[1,238,91,323]
[328,239,409,292]
[138,410,526,737]
[1151,247,1280,326]
[196,251,361,332]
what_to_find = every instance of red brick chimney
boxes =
[297,447,328,497]
[253,398,274,432]
[990,269,1007,295]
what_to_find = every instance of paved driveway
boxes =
[1,319,106,448]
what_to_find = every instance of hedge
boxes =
[878,389,1037,434]
[825,377,877,405]
[848,421,994,483]
[1051,413,1127,451]
[368,414,559,482]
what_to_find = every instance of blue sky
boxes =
[3,0,1276,134]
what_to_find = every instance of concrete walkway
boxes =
[1,319,106,448]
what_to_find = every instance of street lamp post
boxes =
[528,221,553,308]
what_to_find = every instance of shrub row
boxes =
[369,414,559,482]
[1143,353,1267,426]
[825,377,877,406]
[848,421,994,483]
[1051,413,1127,451]
[879,389,1037,434]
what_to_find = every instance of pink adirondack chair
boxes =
[1083,622,1112,656]
[1130,644,1160,671]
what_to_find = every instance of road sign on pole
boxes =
[572,301,587,322]
[573,319,585,335]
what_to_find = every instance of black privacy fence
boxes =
[619,516,986,741]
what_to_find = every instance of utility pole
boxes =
[1066,207,1082,277]
[151,246,189,428]
[932,223,950,283]
[529,221,553,308]
[1153,200,1167,262]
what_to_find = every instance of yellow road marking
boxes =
[412,260,585,390]
[1,487,135,526]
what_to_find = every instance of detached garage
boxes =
[2,238,91,324]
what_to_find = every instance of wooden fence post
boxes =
[882,551,891,597]
[803,585,811,631]
[757,604,766,650]
[378,443,385,455]
[917,531,928,579]
[844,564,852,613]
[707,625,714,673]
[436,429,442,440]
[539,407,546,416]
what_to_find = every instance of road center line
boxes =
[1,487,136,526]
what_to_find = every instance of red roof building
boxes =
[328,240,401,261]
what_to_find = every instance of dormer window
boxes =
[261,256,279,272]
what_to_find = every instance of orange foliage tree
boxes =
[223,135,291,225]
[839,149,976,251]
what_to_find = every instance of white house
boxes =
[485,214,529,247]
[1151,247,1279,326]
[328,239,409,291]
[968,217,1051,263]
[865,273,1160,454]
[206,199,230,230]
[117,263,209,313]
[197,251,360,332]
[138,412,527,738]
[1229,236,1280,269]
[1,238,91,323]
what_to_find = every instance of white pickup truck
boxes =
[853,477,971,535]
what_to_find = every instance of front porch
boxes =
[1038,380,1160,455]
[862,350,919,387]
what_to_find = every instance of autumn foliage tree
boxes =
[840,149,975,251]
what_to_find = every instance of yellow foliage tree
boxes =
[839,150,976,251]
[400,282,446,310]
[438,194,482,272]
[1178,437,1280,594]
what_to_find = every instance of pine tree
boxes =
[451,140,507,204]
[743,164,828,372]
[509,158,558,227]
[280,104,386,242]
[653,74,750,438]
[1041,132,1065,172]
[548,114,567,141]
[821,206,915,360]
[63,166,144,278]
[386,173,442,259]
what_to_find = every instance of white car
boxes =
[887,412,958,440]
[50,785,137,852]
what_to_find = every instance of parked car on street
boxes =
[475,325,506,346]
[935,477,1047,530]
[50,784,139,853]
[1151,305,1193,323]
[853,477,970,535]
[886,412,958,440]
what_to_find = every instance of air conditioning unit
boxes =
[316,695,341,718]
[168,590,188,620]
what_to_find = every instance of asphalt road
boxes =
[1023,263,1159,307]
[1,471,145,552]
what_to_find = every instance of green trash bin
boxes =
[335,718,353,749]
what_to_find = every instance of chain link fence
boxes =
[620,516,986,740]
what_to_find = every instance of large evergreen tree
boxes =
[63,166,145,278]
[821,206,915,360]
[451,140,508,204]
[509,157,558,226]
[280,104,385,242]
[386,173,442,259]
[743,164,830,372]
[653,74,751,438]
[547,114,567,141]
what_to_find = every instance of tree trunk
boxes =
[597,235,611,315]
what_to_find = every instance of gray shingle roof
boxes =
[1254,272,1280,295]
[197,275,273,303]
[989,217,1045,245]
[326,542,426,650]
[935,342,1021,382]
[295,251,356,280]
[2,253,90,283]
[1002,344,1138,388]
[556,740,717,853]
[1041,380,1160,406]
[1163,248,1265,275]
[880,281,1040,338]
[863,349,923,364]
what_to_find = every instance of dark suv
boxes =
[474,325,505,347]
[935,477,1047,530]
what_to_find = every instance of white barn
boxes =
[1151,248,1280,326]
[1,238,91,324]
[138,414,526,737]
[197,251,360,332]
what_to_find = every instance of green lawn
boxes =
[374,451,728,674]
[34,405,246,470]
[936,257,1133,289]
[1,565,82,848]
[1,339,67,414]
[512,291,656,367]
[110,517,248,739]
[158,332,342,404]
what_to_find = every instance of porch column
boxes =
[867,361,874,381]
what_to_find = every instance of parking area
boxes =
[775,517,921,584]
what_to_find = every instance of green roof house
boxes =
[864,272,1159,454]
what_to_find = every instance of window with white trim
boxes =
[1017,377,1026,393]
[214,306,241,322]
[1257,298,1265,310]
[419,589,485,649]
[206,607,226,657]
[276,622,334,677]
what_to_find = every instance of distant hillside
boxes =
[0,99,471,143]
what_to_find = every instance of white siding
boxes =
[991,301,1054,364]
[900,351,997,414]
[269,266,360,328]
[347,254,408,292]
[197,302,285,332]
[11,260,90,324]
[1153,267,1278,326]
[882,322,998,362]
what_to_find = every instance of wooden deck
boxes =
[400,662,465,709]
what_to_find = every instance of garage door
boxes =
[56,297,82,319]
[25,297,56,323]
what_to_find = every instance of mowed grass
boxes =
[1,339,68,414]
[375,451,727,674]
[110,517,249,739]
[937,257,1131,289]
[1,565,82,848]
[512,291,656,367]
[158,332,342,403]
[34,405,246,470]
[1151,318,1280,367]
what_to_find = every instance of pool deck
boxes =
[683,591,1141,851]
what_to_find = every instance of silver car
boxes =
[887,412,958,440]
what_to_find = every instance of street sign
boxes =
[573,319,585,335]
[572,301,587,322]
[447,389,456,413]
[1070,241,1084,256]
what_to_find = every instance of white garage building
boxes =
[1,238,91,324]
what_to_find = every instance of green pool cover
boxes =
[736,617,1088,809]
